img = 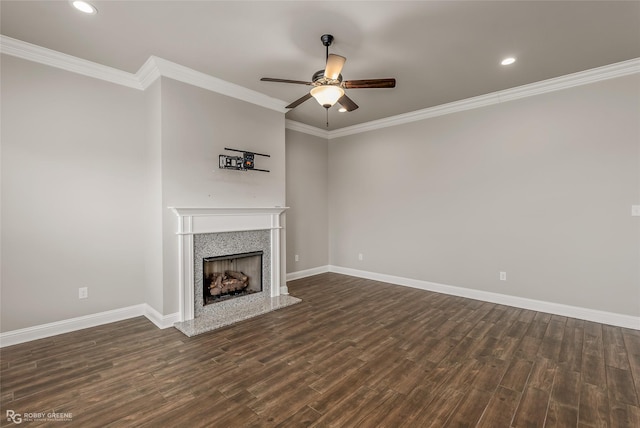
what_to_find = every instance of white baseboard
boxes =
[3,265,637,347]
[0,304,180,348]
[144,305,180,329]
[0,305,145,347]
[328,265,640,330]
[287,265,330,281]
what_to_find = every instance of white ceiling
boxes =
[1,1,639,130]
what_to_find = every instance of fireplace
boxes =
[171,207,301,336]
[203,251,263,304]
[170,207,289,323]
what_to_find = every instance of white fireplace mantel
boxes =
[170,207,288,235]
[170,206,288,322]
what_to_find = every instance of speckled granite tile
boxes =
[194,230,272,319]
[177,229,296,337]
[174,294,302,337]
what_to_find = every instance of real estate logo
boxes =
[6,410,73,424]
[6,410,21,424]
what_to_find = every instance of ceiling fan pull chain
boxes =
[326,109,329,128]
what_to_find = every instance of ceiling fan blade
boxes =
[343,78,396,89]
[338,94,359,112]
[286,93,313,109]
[261,77,312,85]
[324,54,346,80]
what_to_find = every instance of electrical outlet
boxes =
[295,254,299,262]
[358,253,364,261]
[499,272,507,281]
[79,287,88,299]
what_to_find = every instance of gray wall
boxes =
[159,78,286,314]
[2,49,637,332]
[143,80,164,314]
[0,57,286,331]
[328,74,640,316]
[285,129,329,272]
[1,55,148,331]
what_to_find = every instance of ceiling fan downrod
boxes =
[321,34,334,61]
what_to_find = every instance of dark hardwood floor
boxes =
[1,273,639,427]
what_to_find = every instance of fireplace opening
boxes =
[202,251,263,305]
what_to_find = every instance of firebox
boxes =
[202,251,263,305]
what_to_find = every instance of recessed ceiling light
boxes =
[501,57,516,66]
[72,1,97,14]
[338,107,347,113]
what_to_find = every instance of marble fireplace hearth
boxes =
[169,207,300,337]
[173,294,300,337]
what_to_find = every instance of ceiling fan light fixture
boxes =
[260,34,392,115]
[310,85,344,108]
[324,54,346,80]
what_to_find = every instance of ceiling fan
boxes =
[260,34,396,123]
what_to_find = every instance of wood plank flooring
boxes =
[1,272,639,427]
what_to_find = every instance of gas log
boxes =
[207,271,249,296]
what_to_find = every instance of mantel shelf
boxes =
[170,207,289,217]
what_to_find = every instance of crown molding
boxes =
[328,93,502,139]
[0,35,143,89]
[148,56,288,112]
[0,35,288,113]
[2,35,638,136]
[328,57,640,140]
[497,57,640,103]
[136,55,162,89]
[285,120,329,139]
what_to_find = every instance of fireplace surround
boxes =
[170,207,300,336]
[193,229,271,319]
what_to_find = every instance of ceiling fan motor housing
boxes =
[312,70,342,86]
